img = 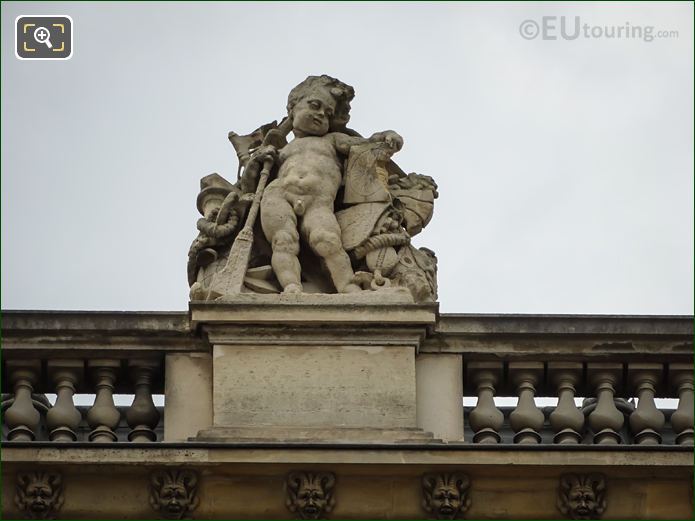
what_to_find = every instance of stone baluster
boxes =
[467,362,504,444]
[126,359,161,442]
[509,362,545,444]
[549,362,585,444]
[4,361,42,441]
[46,360,84,442]
[628,363,665,445]
[669,363,694,446]
[587,364,624,444]
[86,360,122,442]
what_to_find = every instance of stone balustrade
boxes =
[2,311,692,447]
[1,311,201,444]
[418,314,693,446]
[459,360,692,446]
[2,358,164,443]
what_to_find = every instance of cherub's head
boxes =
[557,474,606,520]
[422,473,471,520]
[286,471,336,519]
[149,470,200,520]
[287,75,354,136]
[15,471,64,519]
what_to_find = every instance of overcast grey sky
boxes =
[2,2,693,314]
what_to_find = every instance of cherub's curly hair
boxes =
[287,75,355,128]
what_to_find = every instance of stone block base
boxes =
[194,426,439,444]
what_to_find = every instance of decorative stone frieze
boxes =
[422,473,471,519]
[285,471,336,519]
[557,473,607,520]
[14,471,64,520]
[149,469,200,519]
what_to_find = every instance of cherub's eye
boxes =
[309,101,320,109]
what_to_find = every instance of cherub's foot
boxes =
[341,283,362,294]
[283,283,303,294]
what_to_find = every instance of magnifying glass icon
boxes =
[33,26,53,49]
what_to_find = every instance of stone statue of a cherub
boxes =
[188,74,438,302]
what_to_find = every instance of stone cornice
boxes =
[2,310,691,358]
[2,443,692,468]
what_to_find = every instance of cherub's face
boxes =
[161,484,188,517]
[568,486,597,519]
[26,482,54,516]
[296,485,327,519]
[431,485,462,519]
[291,89,335,137]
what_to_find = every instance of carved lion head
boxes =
[422,473,471,520]
[286,471,336,519]
[149,469,200,520]
[557,473,606,520]
[15,471,64,520]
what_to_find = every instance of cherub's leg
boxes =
[260,190,302,293]
[302,204,361,294]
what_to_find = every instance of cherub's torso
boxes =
[276,134,343,199]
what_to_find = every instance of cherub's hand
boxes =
[384,131,403,151]
[241,144,277,193]
[249,144,277,167]
[371,130,403,152]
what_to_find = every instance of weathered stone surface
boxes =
[416,354,464,442]
[211,343,417,430]
[195,426,436,444]
[190,299,437,329]
[164,353,213,442]
[4,446,693,467]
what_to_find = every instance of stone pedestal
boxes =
[190,296,437,443]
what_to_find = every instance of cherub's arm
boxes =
[331,133,368,155]
[331,130,403,155]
